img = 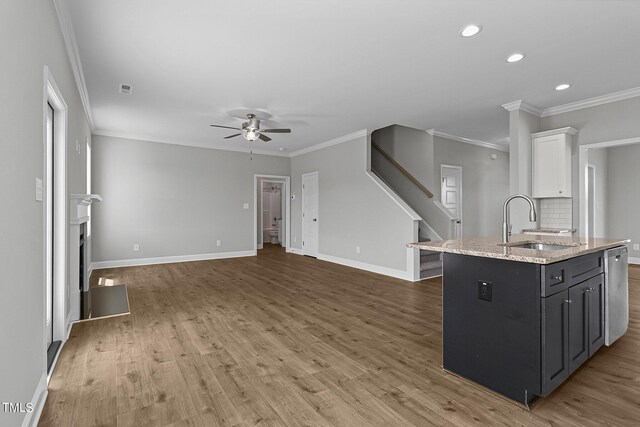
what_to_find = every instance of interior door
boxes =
[302,172,318,257]
[441,165,462,238]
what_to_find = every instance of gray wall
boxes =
[91,135,289,262]
[290,135,415,272]
[433,136,509,237]
[0,1,90,425]
[606,144,640,259]
[540,96,640,236]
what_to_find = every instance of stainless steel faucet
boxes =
[502,194,537,243]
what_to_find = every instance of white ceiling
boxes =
[65,0,640,154]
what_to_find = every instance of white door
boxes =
[302,172,319,257]
[441,165,462,238]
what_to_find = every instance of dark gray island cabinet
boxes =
[442,250,605,405]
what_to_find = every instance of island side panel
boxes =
[442,253,542,403]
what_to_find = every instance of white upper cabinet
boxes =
[531,127,577,198]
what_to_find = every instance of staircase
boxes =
[371,135,447,280]
[418,224,443,280]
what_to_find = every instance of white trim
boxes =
[433,200,458,221]
[530,127,578,138]
[22,373,48,427]
[287,247,305,255]
[629,257,640,265]
[254,174,291,253]
[427,129,509,152]
[579,136,640,237]
[289,129,369,157]
[52,0,94,130]
[501,99,543,117]
[541,87,640,117]
[92,130,290,157]
[366,171,421,221]
[90,250,255,270]
[43,67,69,358]
[317,253,413,281]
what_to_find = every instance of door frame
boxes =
[586,163,596,238]
[253,174,290,253]
[440,164,463,238]
[43,66,68,369]
[258,179,286,249]
[301,171,319,257]
[579,136,640,238]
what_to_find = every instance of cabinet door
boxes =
[542,290,570,396]
[588,274,605,355]
[532,135,561,198]
[568,281,590,373]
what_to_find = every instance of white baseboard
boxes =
[22,372,47,427]
[317,253,412,281]
[287,247,305,256]
[629,257,640,265]
[91,250,256,270]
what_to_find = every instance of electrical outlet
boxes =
[478,281,492,302]
[243,203,249,209]
[133,244,140,251]
[356,246,361,254]
[634,244,639,251]
[216,240,222,247]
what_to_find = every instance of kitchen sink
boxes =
[501,242,579,251]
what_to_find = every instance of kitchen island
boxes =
[408,234,629,407]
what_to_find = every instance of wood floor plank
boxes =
[39,245,640,426]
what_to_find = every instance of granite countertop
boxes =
[522,227,577,233]
[407,234,629,264]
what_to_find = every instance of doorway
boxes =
[254,175,290,253]
[302,172,319,257]
[44,67,67,374]
[441,165,463,238]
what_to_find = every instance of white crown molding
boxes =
[427,129,509,152]
[531,127,578,138]
[501,99,543,117]
[289,129,369,157]
[53,0,94,130]
[541,86,640,117]
[92,130,291,157]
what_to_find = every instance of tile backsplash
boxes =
[539,198,573,229]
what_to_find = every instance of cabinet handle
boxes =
[563,299,572,304]
[552,275,563,281]
[559,190,563,194]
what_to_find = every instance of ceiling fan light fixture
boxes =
[242,129,260,141]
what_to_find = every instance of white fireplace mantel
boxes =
[70,193,102,225]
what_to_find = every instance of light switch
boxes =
[243,203,249,209]
[35,178,43,201]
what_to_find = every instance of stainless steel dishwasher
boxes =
[604,246,629,346]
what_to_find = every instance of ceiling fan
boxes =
[210,113,291,142]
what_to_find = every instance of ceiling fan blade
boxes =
[259,134,272,142]
[261,128,291,133]
[210,124,242,131]
[224,133,242,139]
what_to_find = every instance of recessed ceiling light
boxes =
[460,25,482,38]
[555,83,571,91]
[506,53,525,63]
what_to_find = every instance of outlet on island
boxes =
[634,243,639,251]
[478,281,492,302]
[133,244,140,252]
[216,240,221,247]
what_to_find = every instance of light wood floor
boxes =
[40,246,640,426]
